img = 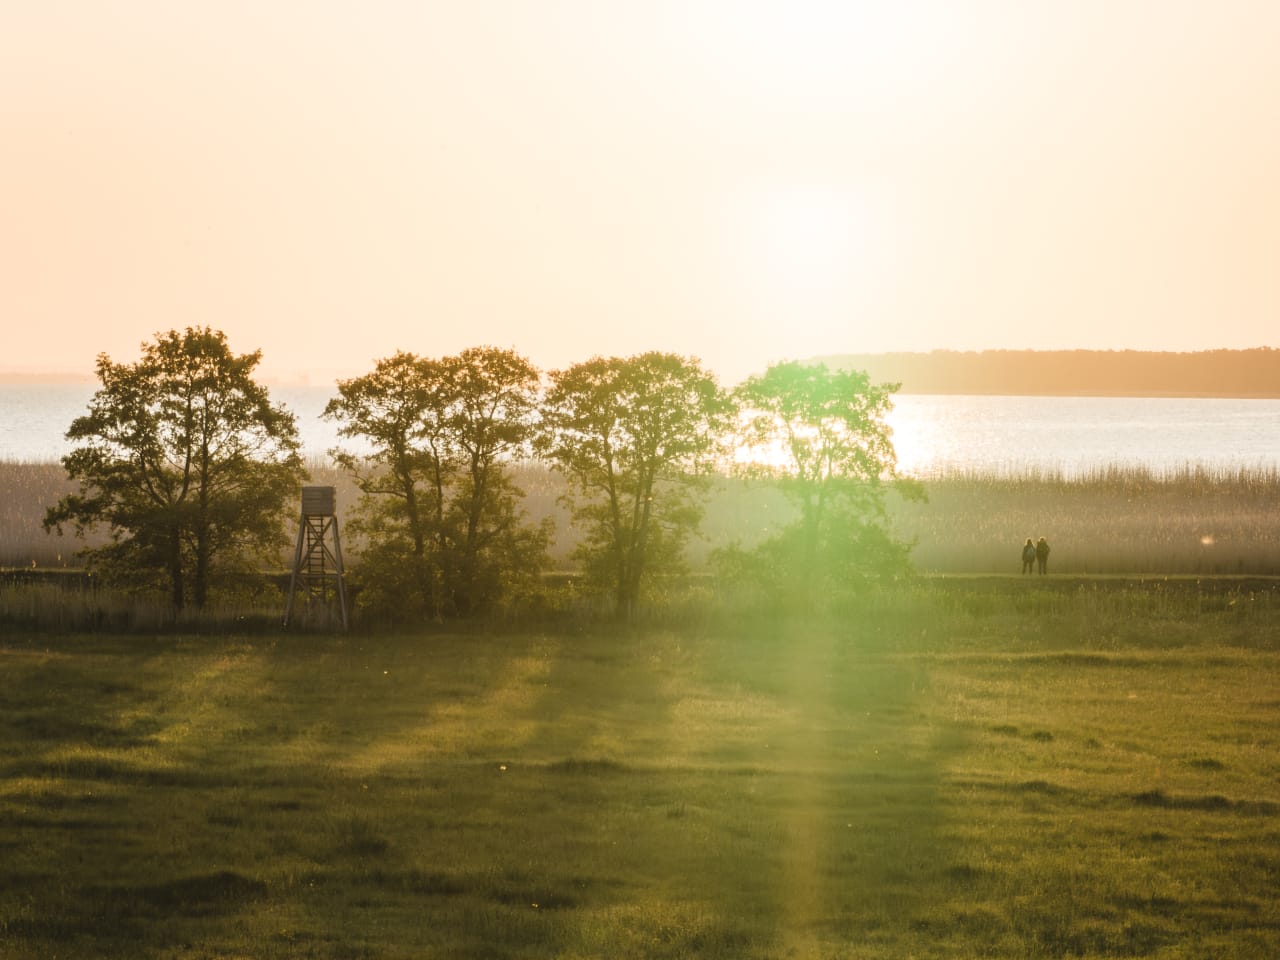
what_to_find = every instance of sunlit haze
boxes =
[4,2,1278,385]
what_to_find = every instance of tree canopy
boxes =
[729,360,921,596]
[44,327,304,609]
[537,352,734,620]
[324,346,548,618]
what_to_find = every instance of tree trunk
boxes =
[615,572,637,622]
[194,524,209,610]
[615,489,653,622]
[169,526,185,610]
[401,466,434,613]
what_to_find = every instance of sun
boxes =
[756,186,866,296]
[709,176,900,374]
[723,181,883,343]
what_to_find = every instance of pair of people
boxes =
[1021,537,1050,574]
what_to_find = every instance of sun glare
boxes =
[728,182,879,327]
[758,188,864,294]
[680,1,953,106]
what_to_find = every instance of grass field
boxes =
[2,581,1277,958]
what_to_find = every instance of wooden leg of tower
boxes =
[331,517,348,631]
[283,511,307,626]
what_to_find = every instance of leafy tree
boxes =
[325,347,548,619]
[44,328,304,609]
[536,352,735,620]
[726,360,922,598]
[443,347,548,615]
[324,351,450,615]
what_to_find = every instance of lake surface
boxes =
[4,383,1280,476]
[884,394,1280,476]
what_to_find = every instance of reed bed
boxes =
[893,464,1280,575]
[0,459,361,570]
[5,460,1280,578]
[0,460,82,569]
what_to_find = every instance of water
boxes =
[885,395,1280,476]
[0,384,348,463]
[4,383,1280,476]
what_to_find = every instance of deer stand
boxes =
[283,487,348,630]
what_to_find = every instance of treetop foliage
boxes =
[537,352,736,619]
[720,360,921,600]
[324,346,547,619]
[736,359,900,488]
[45,327,304,609]
[537,352,735,487]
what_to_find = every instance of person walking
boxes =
[1035,536,1050,575]
[1021,538,1036,574]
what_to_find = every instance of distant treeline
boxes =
[819,348,1280,397]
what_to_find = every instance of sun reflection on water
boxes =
[885,395,1280,478]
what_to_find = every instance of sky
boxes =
[3,1,1279,385]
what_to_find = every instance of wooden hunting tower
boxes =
[283,485,348,630]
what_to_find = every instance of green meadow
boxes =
[2,581,1277,958]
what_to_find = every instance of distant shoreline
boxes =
[8,347,1280,398]
[819,347,1280,399]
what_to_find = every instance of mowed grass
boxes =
[2,583,1278,958]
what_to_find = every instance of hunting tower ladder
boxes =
[283,485,348,630]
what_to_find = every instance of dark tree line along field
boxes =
[34,331,915,621]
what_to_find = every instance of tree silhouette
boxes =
[728,360,920,600]
[44,328,303,609]
[325,347,547,618]
[537,352,734,620]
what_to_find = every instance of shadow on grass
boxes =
[482,613,979,955]
[3,871,267,947]
[6,614,1274,957]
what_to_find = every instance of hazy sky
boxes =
[4,2,1278,384]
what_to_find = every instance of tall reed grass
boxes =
[5,459,1280,579]
[0,460,81,568]
[891,464,1280,575]
[0,459,363,569]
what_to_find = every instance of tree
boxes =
[324,351,450,615]
[324,346,548,618]
[727,360,921,597]
[536,352,735,620]
[44,328,304,609]
[443,347,548,615]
